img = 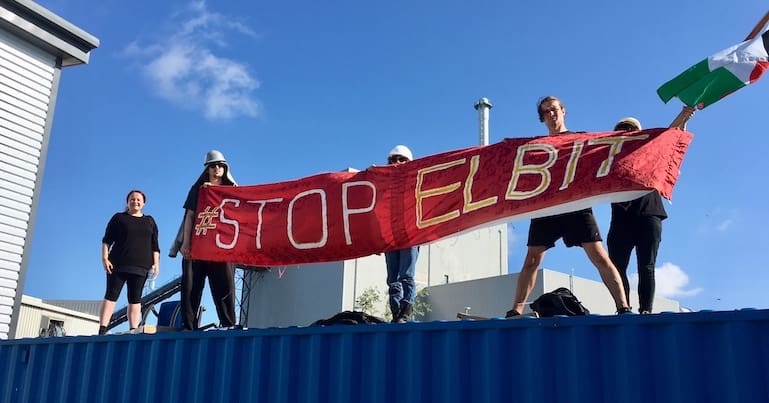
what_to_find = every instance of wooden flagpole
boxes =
[744,10,769,41]
[669,10,769,129]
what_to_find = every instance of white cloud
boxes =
[125,1,260,120]
[649,262,703,298]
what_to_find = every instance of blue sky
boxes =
[23,0,768,322]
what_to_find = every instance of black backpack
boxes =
[311,311,386,326]
[530,287,590,317]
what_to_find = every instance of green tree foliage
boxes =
[354,286,381,316]
[355,286,432,321]
[413,288,432,320]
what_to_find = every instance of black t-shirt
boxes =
[611,191,668,220]
[102,212,160,273]
[184,181,236,211]
[532,130,592,221]
[184,183,201,212]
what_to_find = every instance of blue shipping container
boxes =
[1,309,768,403]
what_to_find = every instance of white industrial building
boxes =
[240,230,682,327]
[427,268,681,320]
[13,295,99,338]
[0,0,99,339]
[243,223,509,327]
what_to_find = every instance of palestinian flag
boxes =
[657,27,769,109]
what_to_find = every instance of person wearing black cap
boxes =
[177,150,239,329]
[608,107,694,314]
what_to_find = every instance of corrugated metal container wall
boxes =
[1,310,768,403]
[0,27,56,340]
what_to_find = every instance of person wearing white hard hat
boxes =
[384,145,419,323]
[608,107,694,314]
[177,150,239,330]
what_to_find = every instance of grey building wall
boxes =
[244,223,509,326]
[40,299,101,316]
[0,0,98,339]
[245,262,347,328]
[425,268,682,320]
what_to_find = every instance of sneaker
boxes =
[617,307,633,315]
[640,310,651,315]
[504,309,521,318]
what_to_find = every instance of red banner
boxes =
[190,129,692,266]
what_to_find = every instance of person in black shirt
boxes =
[99,190,160,334]
[608,108,694,314]
[178,150,238,330]
[506,96,630,317]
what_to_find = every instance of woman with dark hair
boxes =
[99,190,160,335]
[177,150,238,330]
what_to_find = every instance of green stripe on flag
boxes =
[676,67,746,108]
[658,58,748,108]
[657,59,710,103]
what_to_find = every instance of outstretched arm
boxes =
[669,105,696,130]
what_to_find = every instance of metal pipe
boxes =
[498,229,503,276]
[474,97,493,146]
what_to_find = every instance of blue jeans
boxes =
[385,247,419,312]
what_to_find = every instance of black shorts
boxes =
[104,271,147,304]
[527,209,602,249]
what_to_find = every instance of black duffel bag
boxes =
[530,287,590,317]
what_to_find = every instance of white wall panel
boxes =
[0,240,23,254]
[0,185,32,205]
[0,221,26,238]
[0,213,27,231]
[0,78,49,110]
[0,205,29,222]
[0,264,20,278]
[0,98,45,126]
[0,194,32,213]
[0,125,39,156]
[0,27,55,340]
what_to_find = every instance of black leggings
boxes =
[104,271,147,304]
[608,215,662,313]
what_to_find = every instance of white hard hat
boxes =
[614,117,642,131]
[388,145,413,161]
[204,150,227,166]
